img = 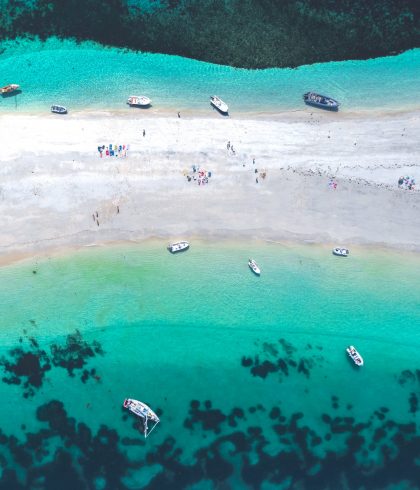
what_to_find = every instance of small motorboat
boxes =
[248,258,260,276]
[1,84,20,95]
[51,105,67,114]
[123,398,160,437]
[332,247,349,257]
[167,241,189,253]
[127,95,151,107]
[303,92,339,111]
[210,95,228,114]
[346,345,364,366]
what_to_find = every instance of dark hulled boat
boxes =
[303,92,339,111]
[51,105,68,114]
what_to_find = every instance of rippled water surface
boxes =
[0,241,419,488]
[1,38,420,114]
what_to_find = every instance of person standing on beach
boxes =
[178,112,181,118]
[143,129,146,137]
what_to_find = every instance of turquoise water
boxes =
[1,37,420,114]
[0,241,419,488]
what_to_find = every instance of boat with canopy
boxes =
[127,95,151,107]
[332,247,349,257]
[1,84,20,95]
[346,346,364,366]
[167,241,190,253]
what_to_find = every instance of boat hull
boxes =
[332,248,349,257]
[346,346,364,366]
[211,102,228,114]
[51,106,67,114]
[127,96,151,108]
[303,92,339,111]
[304,100,339,111]
[128,103,151,108]
[1,84,20,95]
[248,260,260,275]
[168,242,190,253]
[210,96,229,115]
[123,399,159,421]
[123,398,160,437]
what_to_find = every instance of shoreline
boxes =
[1,106,420,121]
[1,233,419,269]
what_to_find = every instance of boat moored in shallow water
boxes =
[123,398,160,437]
[332,247,349,257]
[1,84,20,95]
[51,105,67,114]
[248,258,260,275]
[303,92,339,111]
[210,95,228,114]
[346,346,364,366]
[127,95,151,107]
[168,241,190,253]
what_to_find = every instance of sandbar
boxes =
[0,110,419,264]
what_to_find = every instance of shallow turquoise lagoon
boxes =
[1,38,420,114]
[0,241,418,488]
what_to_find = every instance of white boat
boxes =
[51,105,67,114]
[127,95,151,107]
[346,345,364,366]
[123,398,160,437]
[248,258,260,275]
[167,241,190,253]
[210,95,228,114]
[332,247,349,257]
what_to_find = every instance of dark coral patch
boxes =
[241,337,323,381]
[0,391,419,489]
[241,356,253,367]
[0,346,51,397]
[1,331,104,397]
[408,393,418,414]
[184,400,227,434]
[50,330,104,378]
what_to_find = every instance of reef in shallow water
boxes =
[0,330,104,397]
[0,392,418,489]
[0,331,419,488]
[241,338,324,380]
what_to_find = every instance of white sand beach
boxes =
[0,109,419,260]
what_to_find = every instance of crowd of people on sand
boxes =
[185,165,212,186]
[328,178,338,190]
[398,176,416,190]
[97,144,129,158]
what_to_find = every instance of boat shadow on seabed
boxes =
[1,89,22,98]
